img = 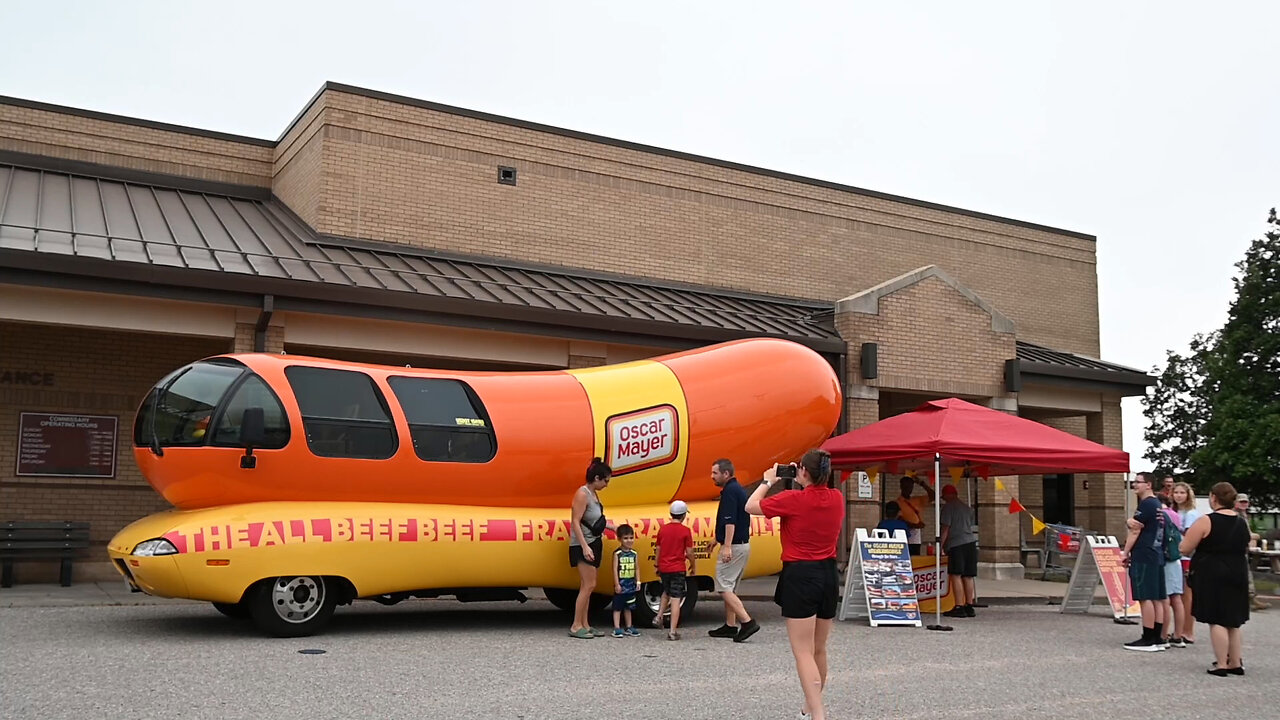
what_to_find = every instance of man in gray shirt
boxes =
[939,484,979,618]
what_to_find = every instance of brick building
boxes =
[0,83,1152,582]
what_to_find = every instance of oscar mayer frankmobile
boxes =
[108,338,842,636]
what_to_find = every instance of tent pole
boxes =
[927,452,953,631]
[1115,471,1136,624]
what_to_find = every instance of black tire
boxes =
[542,587,611,613]
[212,601,251,619]
[632,579,699,627]
[248,576,337,638]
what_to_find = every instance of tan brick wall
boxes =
[295,89,1100,355]
[0,103,272,188]
[0,322,229,580]
[272,100,326,228]
[836,276,1016,398]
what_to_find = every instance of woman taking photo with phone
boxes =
[746,448,844,720]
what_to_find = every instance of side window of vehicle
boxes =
[388,377,496,463]
[211,375,291,449]
[284,367,397,460]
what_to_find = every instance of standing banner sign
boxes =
[838,528,921,626]
[1060,535,1140,619]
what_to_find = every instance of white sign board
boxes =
[856,471,872,499]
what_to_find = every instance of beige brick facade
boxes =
[0,86,1139,583]
[0,102,272,188]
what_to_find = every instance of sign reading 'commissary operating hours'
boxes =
[16,412,118,478]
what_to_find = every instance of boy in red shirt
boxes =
[654,500,695,640]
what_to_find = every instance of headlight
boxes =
[133,538,179,556]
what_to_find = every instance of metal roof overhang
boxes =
[0,161,845,354]
[1013,342,1155,396]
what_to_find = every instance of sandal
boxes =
[587,627,606,637]
[652,615,664,629]
[567,628,594,639]
[667,631,680,641]
[1211,661,1245,676]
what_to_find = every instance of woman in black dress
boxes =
[1180,481,1251,676]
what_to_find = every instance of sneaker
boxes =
[611,628,625,638]
[1168,636,1186,649]
[708,623,739,638]
[624,627,641,637]
[963,605,976,617]
[799,713,812,720]
[1122,637,1164,652]
[733,619,761,643]
[942,607,967,618]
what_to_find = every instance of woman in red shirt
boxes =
[747,448,843,720]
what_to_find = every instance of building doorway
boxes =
[1042,474,1075,526]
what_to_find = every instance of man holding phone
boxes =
[896,475,935,556]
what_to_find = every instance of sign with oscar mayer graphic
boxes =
[606,404,679,474]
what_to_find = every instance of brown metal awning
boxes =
[0,161,844,352]
[1015,341,1154,393]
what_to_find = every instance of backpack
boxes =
[1161,510,1182,563]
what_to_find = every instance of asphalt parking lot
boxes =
[1,596,1275,719]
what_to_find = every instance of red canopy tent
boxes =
[822,397,1130,476]
[822,397,1130,630]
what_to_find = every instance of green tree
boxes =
[1142,335,1212,480]
[1144,209,1280,510]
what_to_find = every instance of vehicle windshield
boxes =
[134,360,246,448]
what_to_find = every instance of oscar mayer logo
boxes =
[606,404,679,474]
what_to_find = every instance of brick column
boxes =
[977,397,1024,578]
[1086,399,1127,538]
[841,386,881,567]
[231,322,284,353]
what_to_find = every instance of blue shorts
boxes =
[612,591,637,611]
[1164,560,1183,595]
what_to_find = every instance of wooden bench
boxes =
[1,521,91,587]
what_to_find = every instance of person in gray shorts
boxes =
[939,484,979,618]
[708,458,760,642]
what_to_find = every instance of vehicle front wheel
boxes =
[248,576,337,638]
[212,600,250,619]
[632,579,698,627]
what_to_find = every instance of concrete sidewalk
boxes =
[1,574,1103,609]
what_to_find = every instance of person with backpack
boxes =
[1160,495,1186,648]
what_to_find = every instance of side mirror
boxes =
[239,407,266,469]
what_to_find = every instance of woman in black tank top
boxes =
[1180,482,1250,676]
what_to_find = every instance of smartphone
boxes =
[776,464,797,479]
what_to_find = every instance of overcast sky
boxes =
[2,1,1276,468]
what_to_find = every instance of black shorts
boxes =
[774,559,838,619]
[660,572,687,598]
[947,542,978,577]
[612,591,637,611]
[569,538,603,568]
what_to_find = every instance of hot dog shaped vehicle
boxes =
[109,338,842,636]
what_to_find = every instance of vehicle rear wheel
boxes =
[542,587,611,613]
[632,579,698,627]
[248,575,337,638]
[212,601,250,619]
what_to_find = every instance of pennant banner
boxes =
[947,466,964,482]
[867,467,879,485]
[994,478,1006,492]
[1008,498,1026,514]
[1031,516,1047,535]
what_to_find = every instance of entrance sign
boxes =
[839,528,921,626]
[16,412,118,478]
[1060,535,1140,619]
